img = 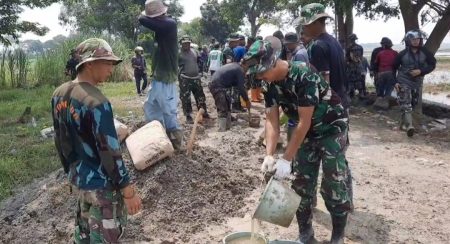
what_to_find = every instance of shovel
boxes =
[187,108,205,157]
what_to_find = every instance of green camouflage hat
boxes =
[75,38,122,70]
[295,3,332,26]
[242,36,281,74]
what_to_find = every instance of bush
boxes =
[33,34,135,87]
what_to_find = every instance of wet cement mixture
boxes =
[1,80,450,244]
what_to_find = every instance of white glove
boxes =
[261,155,275,173]
[273,158,292,180]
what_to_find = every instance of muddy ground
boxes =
[1,80,450,244]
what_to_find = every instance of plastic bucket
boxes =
[249,115,260,128]
[223,232,268,244]
[253,178,301,227]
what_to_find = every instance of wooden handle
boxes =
[187,108,205,157]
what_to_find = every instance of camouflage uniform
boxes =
[179,76,207,115]
[263,62,351,222]
[346,43,365,98]
[52,38,129,243]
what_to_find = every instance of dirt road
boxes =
[1,84,449,244]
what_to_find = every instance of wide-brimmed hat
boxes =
[284,32,299,44]
[75,38,122,70]
[142,0,168,18]
[242,36,282,75]
[295,3,332,26]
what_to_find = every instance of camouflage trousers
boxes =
[398,82,420,115]
[292,130,352,229]
[74,189,127,244]
[209,86,230,118]
[179,77,207,116]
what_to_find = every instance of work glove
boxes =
[273,158,292,180]
[261,155,276,173]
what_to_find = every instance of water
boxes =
[423,93,450,106]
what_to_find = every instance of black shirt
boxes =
[310,32,348,107]
[209,63,249,101]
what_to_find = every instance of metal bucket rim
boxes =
[222,231,269,244]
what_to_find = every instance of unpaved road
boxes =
[1,82,449,244]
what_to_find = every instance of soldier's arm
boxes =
[138,15,175,33]
[420,48,437,75]
[92,102,130,189]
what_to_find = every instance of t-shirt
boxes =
[291,46,309,63]
[131,55,147,74]
[375,48,398,73]
[264,62,347,139]
[52,81,130,190]
[179,48,200,77]
[139,15,178,83]
[309,32,348,107]
[209,63,249,101]
[233,46,246,62]
[208,49,223,71]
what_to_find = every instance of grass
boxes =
[0,81,137,201]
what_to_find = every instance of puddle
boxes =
[423,93,450,106]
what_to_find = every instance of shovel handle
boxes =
[187,108,205,157]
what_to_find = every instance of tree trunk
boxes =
[424,7,450,55]
[399,0,420,32]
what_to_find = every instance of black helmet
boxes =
[273,30,284,41]
[380,37,393,47]
[348,33,358,40]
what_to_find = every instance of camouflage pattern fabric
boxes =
[263,61,348,139]
[75,38,122,70]
[292,128,351,227]
[243,38,281,75]
[74,189,127,243]
[179,77,207,116]
[398,82,419,115]
[297,3,331,26]
[52,81,130,190]
[209,86,230,118]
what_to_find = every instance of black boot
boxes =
[186,114,194,124]
[297,209,314,244]
[330,215,347,244]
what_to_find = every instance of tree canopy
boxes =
[0,0,58,46]
[199,0,239,43]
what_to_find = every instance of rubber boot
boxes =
[399,113,407,131]
[298,225,314,244]
[404,113,415,137]
[218,118,227,132]
[226,114,232,130]
[330,215,347,244]
[168,129,184,150]
[186,114,194,124]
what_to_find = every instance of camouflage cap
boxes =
[295,3,332,26]
[75,38,122,70]
[242,36,282,75]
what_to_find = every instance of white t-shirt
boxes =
[208,50,223,71]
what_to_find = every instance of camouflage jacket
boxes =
[52,81,130,190]
[264,61,348,139]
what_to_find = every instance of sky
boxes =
[20,1,449,45]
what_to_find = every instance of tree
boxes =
[0,0,58,46]
[200,0,239,43]
[21,39,44,55]
[180,18,208,45]
[59,0,184,42]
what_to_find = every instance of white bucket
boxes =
[253,178,301,228]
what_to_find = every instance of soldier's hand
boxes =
[122,185,142,215]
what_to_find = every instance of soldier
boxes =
[346,33,366,99]
[139,0,183,149]
[284,32,309,63]
[243,36,351,244]
[393,30,436,137]
[209,62,251,131]
[52,38,142,243]
[178,35,209,124]
[131,46,148,96]
[65,49,80,80]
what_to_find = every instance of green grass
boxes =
[0,82,136,201]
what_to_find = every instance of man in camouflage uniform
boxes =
[393,30,436,137]
[52,38,142,243]
[178,35,209,124]
[243,36,351,244]
[346,34,366,99]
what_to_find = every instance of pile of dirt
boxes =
[122,147,259,243]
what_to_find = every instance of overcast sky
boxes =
[20,1,449,44]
